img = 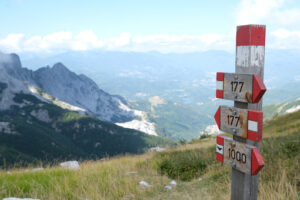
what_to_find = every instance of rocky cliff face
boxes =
[0,52,157,135]
[32,62,134,122]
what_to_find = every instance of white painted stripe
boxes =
[236,46,265,68]
[248,120,258,132]
[216,81,223,90]
[216,144,223,155]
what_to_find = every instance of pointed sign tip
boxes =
[251,148,264,175]
[214,106,221,129]
[252,74,267,103]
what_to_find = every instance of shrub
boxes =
[153,147,215,181]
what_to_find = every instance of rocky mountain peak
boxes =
[52,62,70,73]
[0,52,157,135]
[0,53,22,69]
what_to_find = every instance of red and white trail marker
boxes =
[216,135,264,176]
[214,106,263,141]
[216,72,266,103]
[215,24,266,200]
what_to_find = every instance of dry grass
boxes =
[0,113,299,199]
[259,169,299,200]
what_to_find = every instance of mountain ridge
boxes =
[0,52,176,167]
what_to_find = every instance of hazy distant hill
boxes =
[15,50,300,140]
[20,49,300,106]
[129,96,213,140]
[263,97,300,119]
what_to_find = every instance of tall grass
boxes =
[0,112,299,199]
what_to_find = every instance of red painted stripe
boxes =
[251,148,264,175]
[216,90,223,98]
[214,107,221,130]
[216,135,224,145]
[216,153,224,163]
[247,110,263,141]
[216,72,224,81]
[252,74,267,103]
[248,130,261,142]
[236,25,266,46]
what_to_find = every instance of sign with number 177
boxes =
[214,106,263,142]
[216,72,266,103]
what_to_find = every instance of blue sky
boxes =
[0,0,237,37]
[1,0,300,53]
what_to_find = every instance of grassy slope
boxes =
[263,98,300,119]
[0,110,299,199]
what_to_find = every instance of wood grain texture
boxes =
[231,24,265,200]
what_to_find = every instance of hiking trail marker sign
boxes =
[214,24,267,200]
[214,106,263,141]
[216,135,264,176]
[216,73,266,103]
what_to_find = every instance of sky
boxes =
[0,0,300,53]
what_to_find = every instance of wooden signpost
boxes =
[215,25,267,200]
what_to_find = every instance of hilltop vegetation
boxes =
[263,97,300,119]
[129,96,212,141]
[0,92,175,168]
[0,109,299,199]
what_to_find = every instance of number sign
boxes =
[216,72,266,103]
[214,106,263,141]
[216,135,264,176]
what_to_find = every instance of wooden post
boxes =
[231,25,266,200]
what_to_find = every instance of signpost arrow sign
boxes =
[214,106,263,141]
[216,72,266,103]
[216,135,264,176]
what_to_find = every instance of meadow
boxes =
[0,110,299,200]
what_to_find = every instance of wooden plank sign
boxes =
[216,72,266,103]
[216,135,264,176]
[214,106,263,141]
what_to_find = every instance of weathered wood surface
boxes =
[220,106,248,138]
[224,137,253,174]
[223,73,254,103]
[231,24,265,200]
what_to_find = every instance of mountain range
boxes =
[0,52,175,167]
[20,49,300,106]
[18,50,300,130]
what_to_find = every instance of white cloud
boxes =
[0,31,234,53]
[269,29,300,49]
[23,32,72,52]
[72,30,104,51]
[0,34,24,52]
[1,1,300,53]
[129,34,233,53]
[1,29,300,53]
[235,0,300,28]
[234,0,300,50]
[236,0,284,25]
[275,8,300,26]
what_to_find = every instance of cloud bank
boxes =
[0,0,299,53]
[0,29,299,53]
[0,31,235,53]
